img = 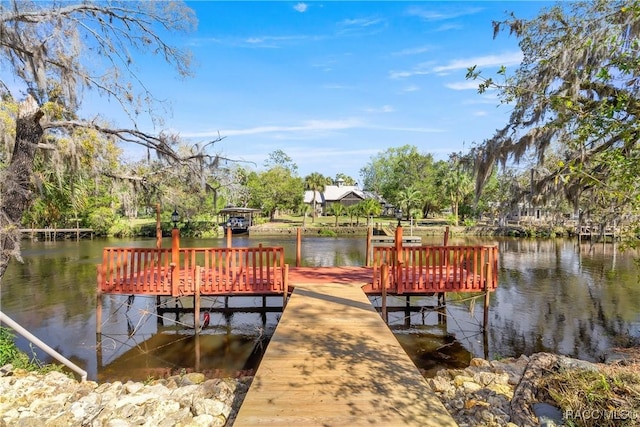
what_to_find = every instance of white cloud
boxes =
[473,111,488,117]
[364,105,395,113]
[293,3,308,13]
[336,17,386,35]
[433,52,523,73]
[179,117,444,140]
[393,52,523,81]
[288,147,380,160]
[405,6,484,21]
[244,35,309,46]
[323,83,356,90]
[389,59,436,79]
[445,81,484,91]
[389,69,429,79]
[220,118,364,137]
[369,125,444,133]
[239,34,328,49]
[434,23,463,32]
[392,46,432,56]
[340,17,384,28]
[402,85,420,93]
[462,93,500,104]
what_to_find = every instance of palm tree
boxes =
[327,203,346,227]
[397,187,422,221]
[304,172,327,223]
[359,198,382,227]
[441,159,473,226]
[346,204,362,226]
[299,202,310,227]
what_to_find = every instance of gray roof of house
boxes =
[303,190,324,204]
[304,185,389,205]
[322,185,364,201]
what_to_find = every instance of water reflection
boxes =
[491,239,640,361]
[1,236,639,381]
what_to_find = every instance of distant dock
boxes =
[20,227,94,241]
[371,235,422,244]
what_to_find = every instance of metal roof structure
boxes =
[218,207,261,214]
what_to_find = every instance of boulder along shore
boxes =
[1,351,637,426]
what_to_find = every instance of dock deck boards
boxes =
[233,281,457,426]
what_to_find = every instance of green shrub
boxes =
[109,218,135,237]
[318,229,337,237]
[463,218,477,227]
[0,327,30,368]
[446,214,458,225]
[0,327,65,374]
[87,207,117,236]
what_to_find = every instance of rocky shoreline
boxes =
[0,366,252,426]
[0,352,636,426]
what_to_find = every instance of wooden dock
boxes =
[20,227,94,241]
[233,282,457,426]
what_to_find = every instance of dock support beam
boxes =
[296,228,301,267]
[381,263,388,323]
[194,266,201,332]
[366,227,372,267]
[483,259,492,331]
[171,227,180,296]
[283,264,290,309]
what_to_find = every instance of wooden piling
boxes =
[296,228,301,267]
[366,226,372,267]
[483,259,492,331]
[283,264,290,309]
[443,226,450,246]
[96,264,103,335]
[171,228,180,296]
[226,226,232,248]
[381,263,388,323]
[194,265,201,332]
[395,225,403,293]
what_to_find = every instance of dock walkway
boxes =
[233,281,456,426]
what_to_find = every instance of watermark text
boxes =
[564,409,638,421]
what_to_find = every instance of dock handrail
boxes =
[0,311,87,381]
[98,246,286,296]
[371,245,498,294]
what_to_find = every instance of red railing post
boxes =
[395,226,403,292]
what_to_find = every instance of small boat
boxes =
[219,207,261,235]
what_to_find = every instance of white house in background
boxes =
[303,179,392,216]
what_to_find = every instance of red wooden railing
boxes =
[369,245,498,295]
[97,246,286,296]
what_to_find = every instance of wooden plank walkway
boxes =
[233,282,457,426]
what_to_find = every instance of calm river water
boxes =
[1,235,639,381]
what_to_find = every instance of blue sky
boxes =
[100,2,553,180]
